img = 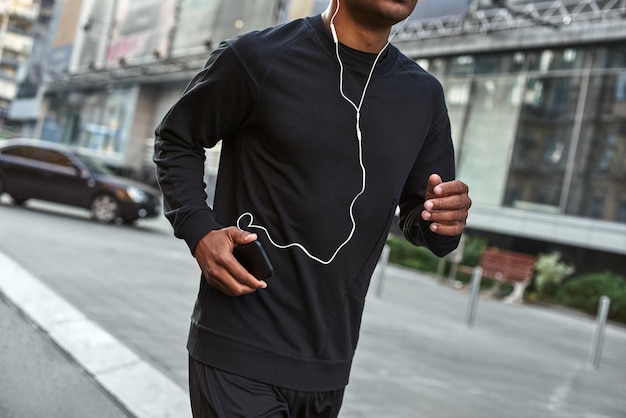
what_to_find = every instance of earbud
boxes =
[330,0,339,43]
[330,23,338,43]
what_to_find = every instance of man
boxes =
[154,0,471,416]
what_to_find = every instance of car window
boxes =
[76,153,114,175]
[1,145,44,161]
[43,150,73,168]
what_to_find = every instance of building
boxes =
[7,0,54,137]
[0,0,40,134]
[5,0,626,273]
[393,0,626,272]
[36,0,279,183]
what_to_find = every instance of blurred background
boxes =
[0,0,625,316]
[1,2,625,417]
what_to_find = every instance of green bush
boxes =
[386,234,440,273]
[555,271,626,324]
[459,235,487,268]
[534,252,575,300]
[385,234,487,277]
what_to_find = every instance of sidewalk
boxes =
[0,251,190,418]
[0,295,132,418]
[1,249,625,418]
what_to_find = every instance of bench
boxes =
[478,247,536,304]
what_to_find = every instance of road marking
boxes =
[547,363,582,413]
[0,251,191,418]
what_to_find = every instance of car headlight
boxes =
[126,186,147,203]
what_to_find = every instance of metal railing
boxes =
[395,0,626,41]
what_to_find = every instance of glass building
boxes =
[423,46,626,224]
[393,0,626,272]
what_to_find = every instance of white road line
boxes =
[0,251,191,418]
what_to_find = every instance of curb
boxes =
[0,251,191,418]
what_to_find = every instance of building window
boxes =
[504,75,581,212]
[619,197,626,223]
[456,76,524,207]
[567,72,626,222]
[44,86,138,163]
[430,46,626,223]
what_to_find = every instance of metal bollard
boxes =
[588,295,611,369]
[375,245,391,298]
[465,266,483,328]
[436,257,446,281]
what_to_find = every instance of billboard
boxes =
[77,0,116,69]
[171,0,276,56]
[106,0,177,66]
[45,0,83,76]
[170,0,221,57]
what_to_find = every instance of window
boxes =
[566,73,626,221]
[619,197,626,223]
[2,146,43,161]
[504,75,581,212]
[457,77,525,206]
[528,48,584,72]
[43,150,73,168]
[474,52,526,74]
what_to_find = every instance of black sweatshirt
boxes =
[154,15,460,391]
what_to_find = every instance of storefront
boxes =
[417,45,626,225]
[41,85,137,168]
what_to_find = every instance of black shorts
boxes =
[188,356,345,418]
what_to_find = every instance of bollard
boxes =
[446,235,465,285]
[588,295,611,369]
[447,261,459,282]
[436,258,446,281]
[465,266,483,328]
[375,244,391,298]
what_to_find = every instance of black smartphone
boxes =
[233,241,274,280]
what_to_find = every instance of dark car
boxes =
[0,138,161,224]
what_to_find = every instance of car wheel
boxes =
[90,194,120,223]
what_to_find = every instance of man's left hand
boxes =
[421,174,471,236]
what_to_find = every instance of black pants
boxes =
[189,356,345,418]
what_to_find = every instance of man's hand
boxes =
[421,174,471,236]
[193,227,268,297]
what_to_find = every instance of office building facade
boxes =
[395,0,626,271]
[0,0,41,131]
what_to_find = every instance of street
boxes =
[0,197,198,388]
[1,197,626,418]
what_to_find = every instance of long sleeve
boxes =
[398,82,461,257]
[153,42,257,253]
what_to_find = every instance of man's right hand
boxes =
[193,227,268,297]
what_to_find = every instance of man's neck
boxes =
[321,10,391,53]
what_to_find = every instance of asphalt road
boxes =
[0,197,198,388]
[1,197,625,417]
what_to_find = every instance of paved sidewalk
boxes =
[1,249,625,418]
[0,251,190,418]
[0,295,132,418]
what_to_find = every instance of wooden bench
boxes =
[478,247,536,304]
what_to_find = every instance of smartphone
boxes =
[233,241,274,280]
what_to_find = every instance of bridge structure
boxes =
[392,0,626,57]
[397,0,626,40]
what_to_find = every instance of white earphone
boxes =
[238,0,401,265]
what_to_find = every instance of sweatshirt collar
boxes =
[307,15,398,75]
